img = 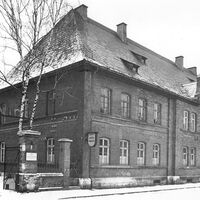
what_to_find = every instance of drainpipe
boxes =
[166,97,170,181]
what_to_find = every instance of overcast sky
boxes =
[1,0,200,74]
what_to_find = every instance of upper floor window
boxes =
[0,104,6,125]
[99,138,110,165]
[183,111,189,130]
[191,113,196,132]
[183,146,189,166]
[120,140,129,165]
[24,99,28,118]
[138,99,147,121]
[47,138,55,164]
[153,103,161,124]
[100,88,111,114]
[0,142,5,163]
[46,90,56,116]
[121,93,130,118]
[137,142,145,165]
[190,148,196,166]
[152,144,160,165]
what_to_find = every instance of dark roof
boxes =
[0,5,197,99]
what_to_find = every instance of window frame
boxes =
[152,144,160,166]
[183,146,189,166]
[120,140,129,165]
[46,138,55,164]
[0,142,5,163]
[138,98,147,121]
[183,111,189,130]
[121,93,131,118]
[190,147,196,166]
[99,138,110,165]
[190,112,196,132]
[137,142,145,165]
[100,88,111,114]
[153,103,161,124]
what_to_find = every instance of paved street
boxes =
[1,183,200,200]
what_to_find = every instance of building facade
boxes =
[0,5,200,188]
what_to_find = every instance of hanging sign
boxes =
[87,132,98,147]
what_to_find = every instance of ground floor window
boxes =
[190,148,196,166]
[152,144,160,165]
[47,138,55,163]
[0,142,5,163]
[120,140,129,165]
[99,138,110,165]
[183,146,188,166]
[137,142,145,165]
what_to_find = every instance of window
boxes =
[120,140,129,165]
[153,103,161,124]
[191,113,196,132]
[0,104,6,124]
[100,88,111,114]
[46,90,56,116]
[190,148,196,166]
[183,111,189,130]
[121,93,130,118]
[152,144,160,165]
[183,147,189,166]
[24,99,28,118]
[0,142,5,163]
[138,99,147,121]
[137,142,145,165]
[99,138,110,165]
[47,138,55,163]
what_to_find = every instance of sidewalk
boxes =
[1,183,200,200]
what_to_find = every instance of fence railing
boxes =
[37,161,60,173]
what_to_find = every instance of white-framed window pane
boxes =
[153,103,161,124]
[99,138,109,165]
[47,138,55,163]
[137,142,145,165]
[138,99,146,121]
[100,88,111,114]
[120,140,129,165]
[191,113,196,132]
[183,147,188,166]
[0,142,5,163]
[152,144,160,165]
[121,93,130,118]
[183,111,189,130]
[190,148,196,166]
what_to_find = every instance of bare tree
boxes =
[0,0,70,131]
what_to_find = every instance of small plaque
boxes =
[26,152,37,161]
[87,132,98,147]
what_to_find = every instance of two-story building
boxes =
[0,5,200,188]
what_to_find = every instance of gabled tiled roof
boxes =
[0,5,197,100]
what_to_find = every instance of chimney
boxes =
[75,4,88,20]
[117,23,127,43]
[175,56,184,69]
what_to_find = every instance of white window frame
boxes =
[47,138,55,164]
[138,99,147,121]
[152,144,160,165]
[0,142,5,163]
[100,88,111,114]
[190,148,196,166]
[183,111,189,130]
[120,140,129,165]
[191,113,196,132]
[121,93,130,118]
[153,103,161,124]
[137,142,145,165]
[99,138,110,165]
[183,146,188,166]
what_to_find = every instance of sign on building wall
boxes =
[26,152,37,161]
[87,132,98,147]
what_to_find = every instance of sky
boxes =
[0,0,200,74]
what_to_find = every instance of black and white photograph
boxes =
[0,0,200,199]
